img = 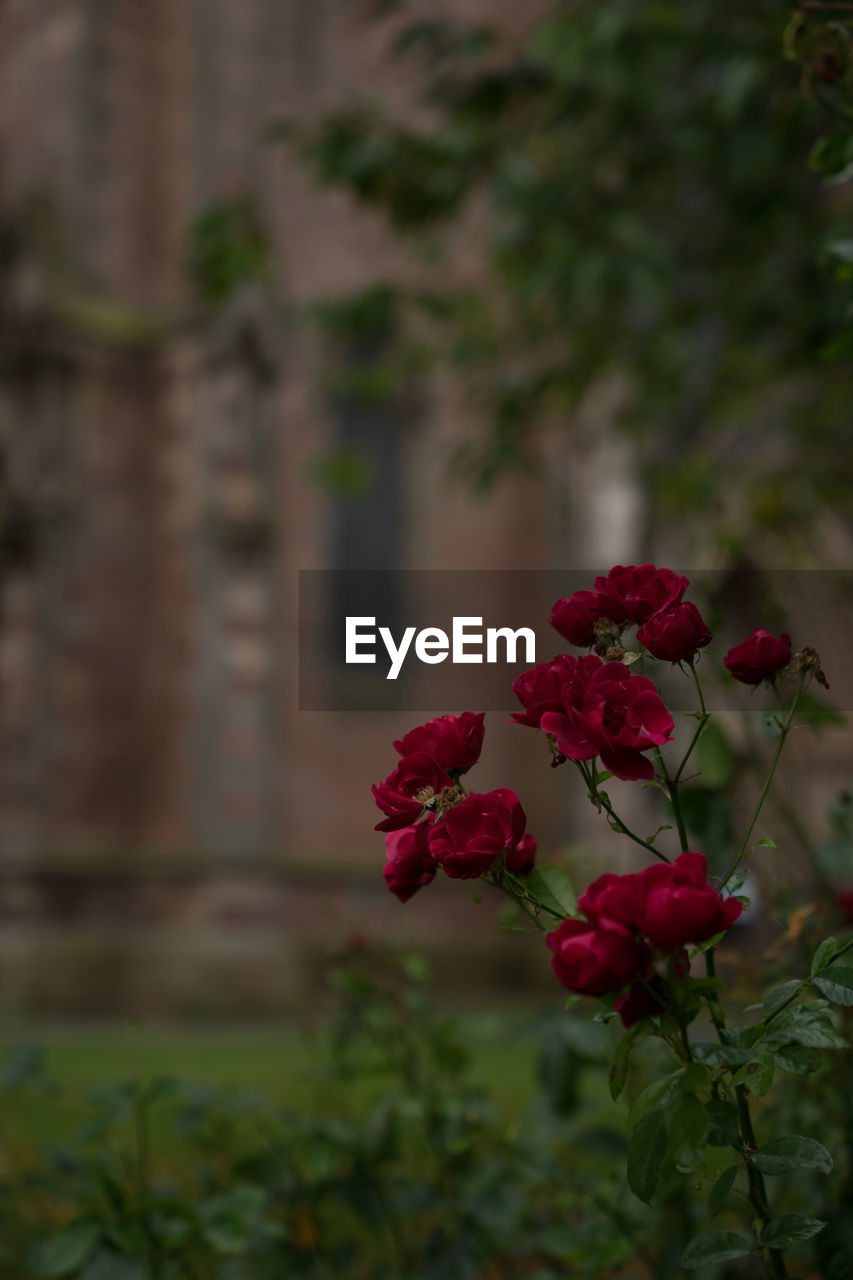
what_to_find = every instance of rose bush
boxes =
[372,562,848,1277]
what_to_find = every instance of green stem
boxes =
[578,761,671,863]
[689,657,708,717]
[673,713,710,784]
[654,746,690,853]
[719,672,807,891]
[736,1087,789,1278]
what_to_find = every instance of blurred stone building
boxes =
[0,0,603,1016]
[1,2,845,1018]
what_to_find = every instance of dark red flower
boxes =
[723,630,792,685]
[637,601,712,663]
[372,754,455,833]
[540,655,674,782]
[594,564,689,625]
[428,787,536,880]
[634,852,742,948]
[578,870,639,929]
[383,821,437,902]
[550,590,620,647]
[393,712,485,774]
[836,889,853,925]
[546,917,644,997]
[511,654,578,728]
[614,977,668,1028]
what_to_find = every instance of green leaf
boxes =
[679,1061,711,1093]
[730,1053,774,1098]
[752,1136,833,1176]
[609,1022,647,1101]
[681,1230,752,1268]
[627,1074,679,1127]
[708,1165,739,1219]
[525,865,576,920]
[668,1091,709,1172]
[814,965,853,1006]
[811,937,838,976]
[772,1043,822,1076]
[762,1215,826,1249]
[692,1042,750,1068]
[627,1106,669,1204]
[705,1098,739,1148]
[766,1004,847,1049]
[755,836,777,849]
[31,1222,101,1278]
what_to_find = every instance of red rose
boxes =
[372,754,455,833]
[546,917,643,997]
[578,870,639,929]
[723,630,792,685]
[595,564,689,624]
[429,787,536,880]
[540,655,674,782]
[383,821,437,902]
[393,711,486,774]
[511,653,578,728]
[836,889,853,924]
[636,601,712,663]
[550,590,619,647]
[507,832,538,876]
[614,977,668,1028]
[634,852,742,948]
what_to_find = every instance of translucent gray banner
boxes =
[298,569,853,713]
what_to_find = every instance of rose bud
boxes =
[634,851,742,948]
[429,787,535,880]
[723,630,791,685]
[393,711,486,775]
[383,821,437,903]
[636,601,712,663]
[546,917,643,997]
[550,590,620,647]
[541,654,674,782]
[511,654,578,728]
[372,754,455,833]
[594,564,689,625]
[578,870,639,930]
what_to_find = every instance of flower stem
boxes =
[653,747,690,853]
[719,671,807,891]
[702,951,788,1276]
[579,761,672,863]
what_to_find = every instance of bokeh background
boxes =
[1,0,852,1024]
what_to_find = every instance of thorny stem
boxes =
[736,1087,789,1278]
[719,671,807,891]
[578,761,671,863]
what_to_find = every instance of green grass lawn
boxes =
[0,1013,543,1161]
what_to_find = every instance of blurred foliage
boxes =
[188,198,271,306]
[277,0,853,559]
[0,951,661,1280]
[3,935,853,1277]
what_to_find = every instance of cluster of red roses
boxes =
[547,852,742,1026]
[373,562,795,1025]
[550,563,710,661]
[373,711,536,902]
